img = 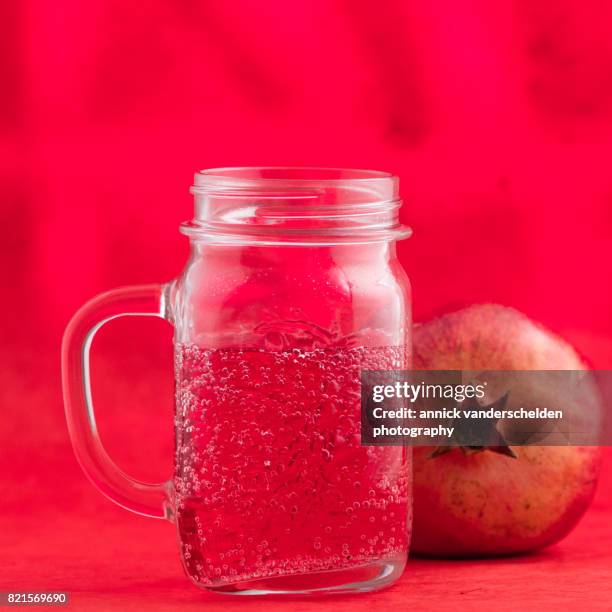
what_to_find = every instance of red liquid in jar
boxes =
[174,343,410,587]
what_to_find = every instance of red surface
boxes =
[1,0,612,609]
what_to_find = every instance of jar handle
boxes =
[61,284,174,520]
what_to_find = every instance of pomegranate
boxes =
[412,304,602,556]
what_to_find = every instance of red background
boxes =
[1,1,611,609]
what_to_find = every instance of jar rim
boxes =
[186,166,410,244]
[192,167,397,190]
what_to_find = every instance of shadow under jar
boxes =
[62,167,413,596]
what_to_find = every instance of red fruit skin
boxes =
[412,304,602,557]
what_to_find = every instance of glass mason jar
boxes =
[62,167,413,595]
